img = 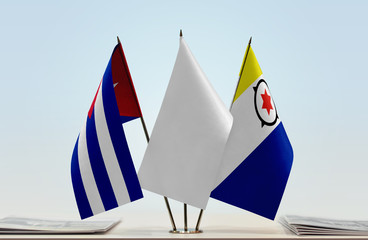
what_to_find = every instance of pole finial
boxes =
[117,36,121,44]
[180,29,183,37]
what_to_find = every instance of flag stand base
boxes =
[169,229,203,234]
[168,204,204,234]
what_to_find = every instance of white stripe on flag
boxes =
[78,121,105,215]
[94,83,131,205]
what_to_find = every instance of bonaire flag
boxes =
[71,41,143,219]
[211,40,293,220]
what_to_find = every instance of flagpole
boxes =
[179,28,205,233]
[164,195,177,231]
[195,209,203,231]
[184,203,188,232]
[180,29,202,233]
[116,36,177,232]
[140,115,177,231]
[179,29,191,233]
[230,36,252,110]
[194,37,252,232]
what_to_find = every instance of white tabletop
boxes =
[0,213,367,239]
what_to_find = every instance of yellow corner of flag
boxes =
[233,46,263,103]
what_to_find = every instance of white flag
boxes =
[138,37,232,209]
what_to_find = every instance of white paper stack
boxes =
[280,215,368,236]
[0,216,119,234]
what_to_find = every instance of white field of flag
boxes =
[138,36,233,209]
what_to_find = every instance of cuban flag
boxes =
[71,41,143,219]
[211,42,293,220]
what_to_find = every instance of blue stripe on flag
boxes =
[120,116,138,124]
[71,136,93,219]
[211,122,293,220]
[101,60,143,202]
[86,111,119,211]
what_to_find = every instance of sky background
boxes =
[0,0,368,223]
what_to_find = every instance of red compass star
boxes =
[261,89,273,115]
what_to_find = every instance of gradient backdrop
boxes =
[0,0,367,222]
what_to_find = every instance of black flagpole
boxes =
[178,28,205,233]
[179,30,190,233]
[195,209,203,231]
[195,37,253,232]
[116,36,177,232]
[230,36,252,109]
[139,114,177,232]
